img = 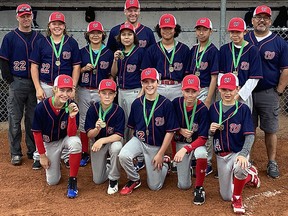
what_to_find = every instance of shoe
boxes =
[171,160,177,173]
[32,160,42,170]
[67,177,78,198]
[267,160,279,178]
[247,165,261,188]
[11,155,22,166]
[231,195,245,214]
[64,160,70,169]
[194,186,205,205]
[134,160,145,172]
[80,152,90,167]
[107,157,111,165]
[163,155,171,174]
[205,165,213,176]
[120,180,141,195]
[107,180,118,195]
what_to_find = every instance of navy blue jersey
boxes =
[0,28,44,79]
[32,98,79,142]
[128,94,179,146]
[186,43,219,87]
[29,35,81,84]
[219,42,263,87]
[141,41,190,82]
[172,97,209,143]
[107,23,156,52]
[245,31,288,91]
[78,45,113,88]
[209,101,254,154]
[117,46,145,89]
[85,102,125,140]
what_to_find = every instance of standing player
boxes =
[209,73,260,214]
[245,5,288,178]
[78,21,114,167]
[85,79,125,194]
[31,75,82,199]
[118,68,179,195]
[173,75,209,205]
[107,0,156,52]
[0,4,44,168]
[220,17,263,110]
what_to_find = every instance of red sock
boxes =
[171,139,176,158]
[245,174,252,184]
[80,131,89,153]
[233,177,246,196]
[69,153,81,177]
[195,158,207,187]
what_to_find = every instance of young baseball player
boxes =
[245,5,288,179]
[85,79,125,194]
[31,74,82,199]
[0,4,44,169]
[78,21,114,167]
[118,68,179,195]
[219,17,263,111]
[209,73,260,214]
[173,75,209,205]
[107,0,156,52]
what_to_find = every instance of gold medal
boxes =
[55,60,61,66]
[233,71,238,76]
[169,65,174,73]
[186,137,192,143]
[100,121,106,128]
[93,69,97,74]
[219,125,224,131]
[119,52,124,60]
[146,129,149,136]
[195,71,200,77]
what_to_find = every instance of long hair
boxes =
[154,24,182,38]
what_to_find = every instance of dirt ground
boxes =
[0,116,288,216]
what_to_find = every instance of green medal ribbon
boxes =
[231,41,245,72]
[218,100,239,125]
[89,44,103,68]
[159,40,176,68]
[195,41,211,71]
[52,96,69,113]
[50,35,64,60]
[99,103,113,122]
[143,94,159,132]
[122,45,136,57]
[183,99,197,131]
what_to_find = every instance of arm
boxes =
[31,62,45,101]
[71,64,81,99]
[0,58,13,84]
[33,131,50,169]
[236,134,255,169]
[237,79,259,101]
[91,134,122,152]
[276,68,288,94]
[205,74,217,108]
[111,50,122,77]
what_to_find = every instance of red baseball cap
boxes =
[227,17,246,32]
[159,14,177,28]
[120,22,135,32]
[99,79,117,91]
[54,75,73,89]
[124,0,140,9]
[195,17,213,29]
[141,68,159,81]
[253,5,272,17]
[182,75,200,91]
[16,4,32,17]
[49,12,66,23]
[218,73,239,90]
[87,21,104,33]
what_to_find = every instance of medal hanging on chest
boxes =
[218,100,239,131]
[98,102,113,129]
[160,41,176,73]
[89,44,103,75]
[195,41,210,77]
[143,95,159,137]
[50,35,64,67]
[183,99,197,143]
[231,41,245,76]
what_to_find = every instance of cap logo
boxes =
[145,70,151,75]
[233,21,239,27]
[93,23,98,27]
[200,19,206,24]
[130,0,135,4]
[260,7,267,12]
[63,78,70,83]
[223,77,232,83]
[105,81,112,86]
[56,14,61,19]
[188,79,195,84]
[164,18,171,23]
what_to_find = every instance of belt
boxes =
[160,80,179,85]
[217,152,232,157]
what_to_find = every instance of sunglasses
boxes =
[17,7,32,13]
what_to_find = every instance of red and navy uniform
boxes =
[32,98,79,142]
[128,94,179,146]
[209,101,254,154]
[0,28,44,78]
[117,46,145,89]
[172,97,209,143]
[186,43,219,87]
[141,42,190,82]
[219,42,263,87]
[29,35,81,84]
[85,102,125,140]
[78,45,113,88]
[107,23,156,52]
[245,32,288,91]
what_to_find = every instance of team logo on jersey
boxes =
[264,51,275,60]
[61,121,67,129]
[200,62,208,70]
[127,64,136,72]
[229,123,241,133]
[43,135,50,143]
[107,127,114,134]
[155,117,165,126]
[139,40,147,48]
[100,61,109,69]
[62,51,71,60]
[240,62,249,70]
[173,62,183,71]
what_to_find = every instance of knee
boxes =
[177,182,191,190]
[110,141,123,155]
[234,164,248,180]
[69,136,82,153]
[118,149,132,164]
[194,147,208,159]
[47,177,60,186]
[148,182,163,191]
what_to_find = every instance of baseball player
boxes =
[173,75,209,205]
[219,17,263,111]
[118,68,179,195]
[245,5,288,179]
[209,73,260,214]
[85,79,125,194]
[107,0,156,52]
[78,21,114,167]
[31,75,82,199]
[111,22,145,142]
[0,4,44,169]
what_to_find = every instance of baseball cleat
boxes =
[107,180,118,195]
[267,160,279,179]
[231,195,245,214]
[247,165,261,188]
[194,187,205,205]
[120,180,141,195]
[67,177,78,198]
[80,152,90,167]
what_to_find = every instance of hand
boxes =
[70,88,76,100]
[152,153,163,171]
[210,122,221,133]
[36,87,46,101]
[204,100,211,109]
[40,155,50,169]
[68,102,79,118]
[91,139,104,152]
[236,155,249,169]
[83,63,94,72]
[179,128,193,139]
[173,148,187,163]
[95,119,103,130]
[234,93,240,101]
[114,50,123,61]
